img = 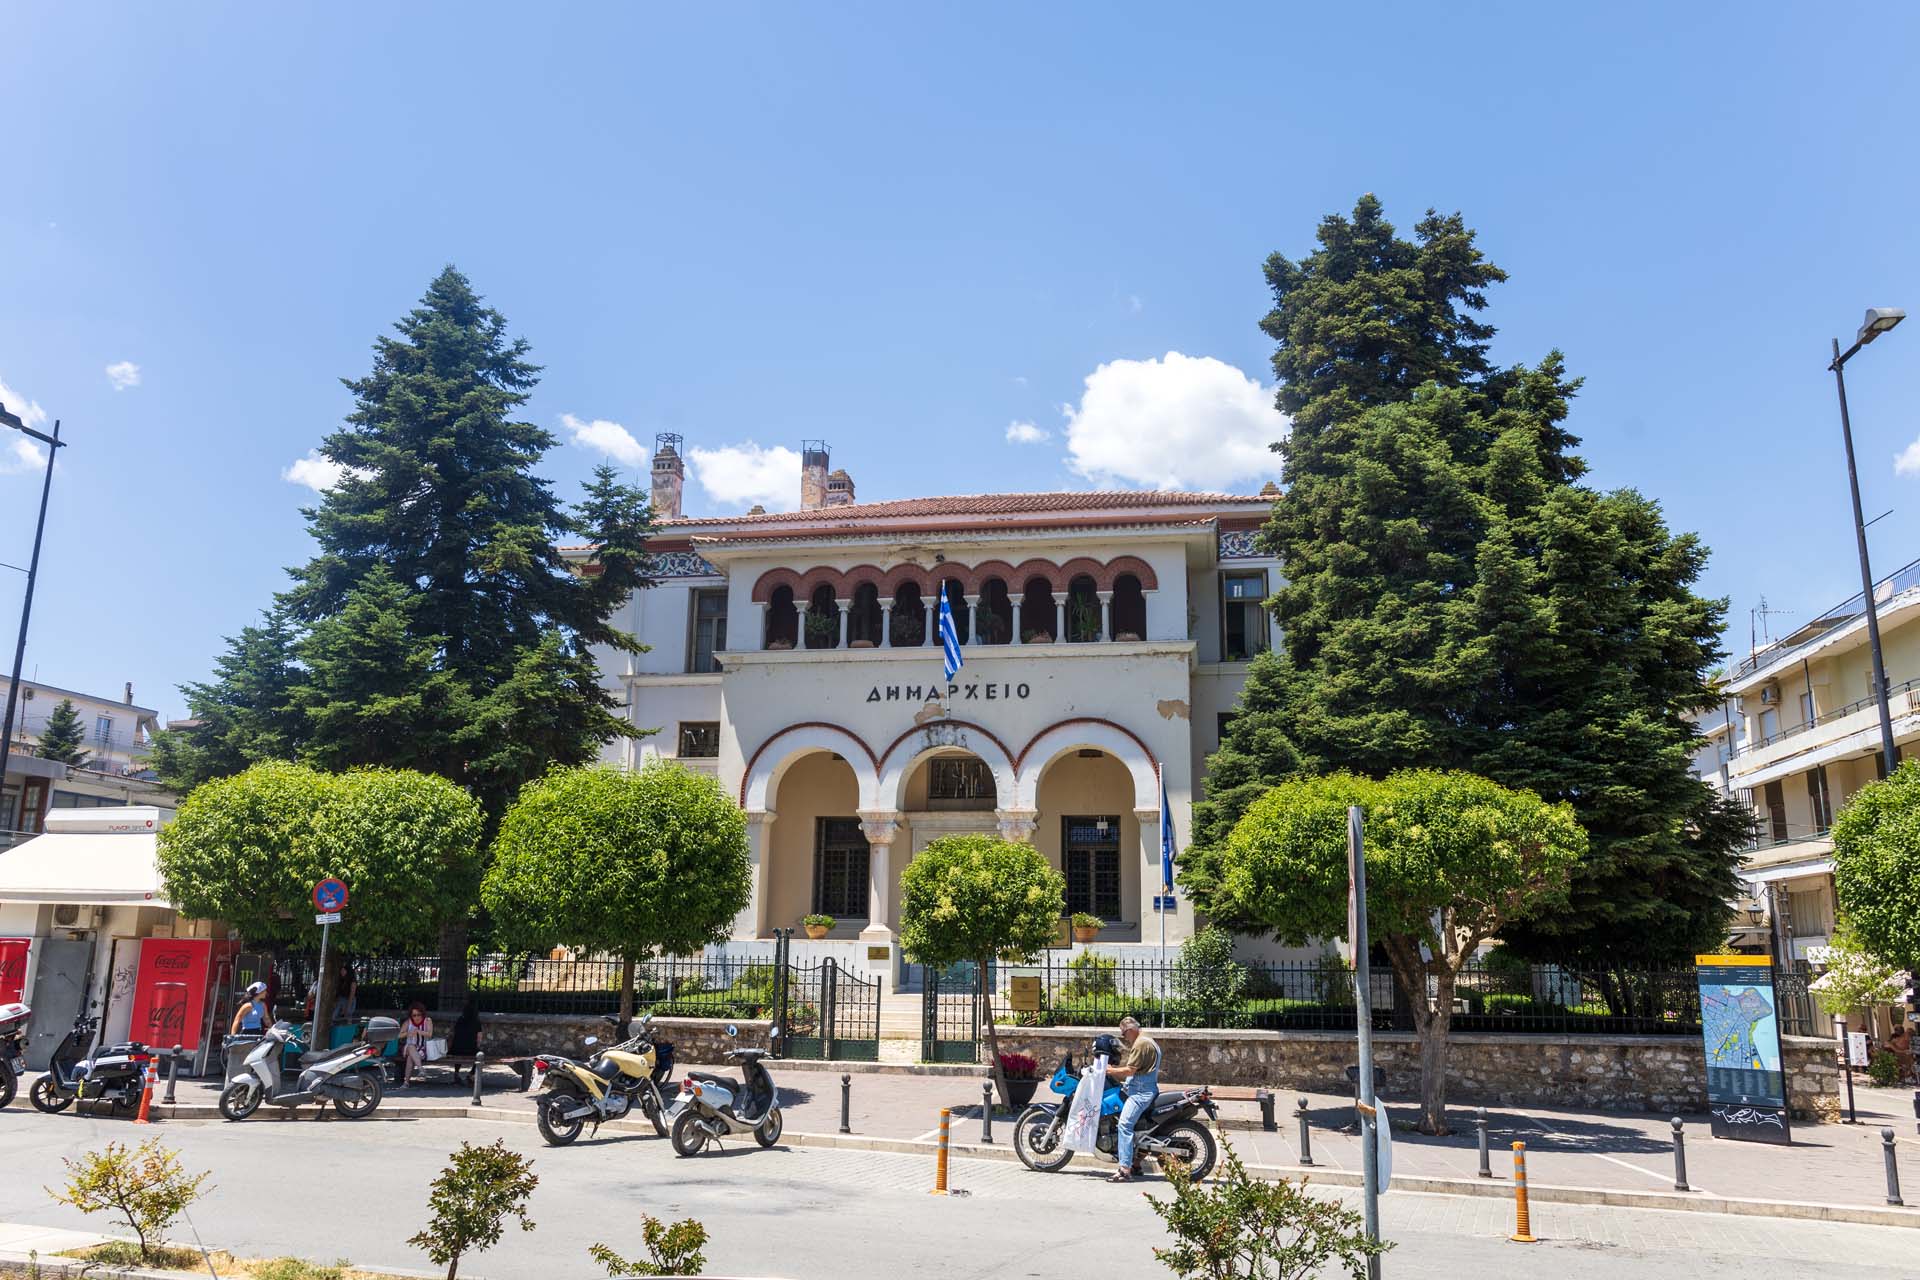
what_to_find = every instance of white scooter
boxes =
[220,1018,397,1120]
[666,1024,784,1156]
[0,1001,28,1109]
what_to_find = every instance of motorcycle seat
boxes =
[688,1071,738,1091]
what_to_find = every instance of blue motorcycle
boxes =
[1011,1036,1218,1180]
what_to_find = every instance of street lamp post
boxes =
[1829,308,1907,779]
[0,402,63,837]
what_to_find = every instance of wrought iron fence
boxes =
[983,952,1819,1039]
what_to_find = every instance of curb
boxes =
[0,1247,447,1279]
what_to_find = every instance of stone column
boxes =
[964,596,979,645]
[1055,599,1067,643]
[995,808,1039,843]
[757,601,769,649]
[879,598,894,648]
[736,810,776,938]
[1098,592,1114,641]
[1016,600,1028,644]
[859,811,904,992]
[836,600,850,648]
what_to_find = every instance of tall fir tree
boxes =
[35,698,90,767]
[1186,196,1747,971]
[151,606,306,794]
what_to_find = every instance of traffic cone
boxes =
[134,1060,155,1125]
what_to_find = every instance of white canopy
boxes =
[0,806,170,907]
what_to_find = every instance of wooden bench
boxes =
[1193,1085,1277,1130]
[414,1053,536,1092]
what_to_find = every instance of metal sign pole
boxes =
[1349,805,1383,1280]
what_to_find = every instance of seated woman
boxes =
[399,1001,434,1087]
[1889,1025,1915,1085]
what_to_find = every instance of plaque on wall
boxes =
[867,946,891,962]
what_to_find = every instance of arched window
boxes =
[805,584,840,649]
[891,582,927,646]
[1066,574,1101,642]
[848,582,883,647]
[1111,573,1146,641]
[1021,577,1057,644]
[942,580,971,644]
[765,585,798,649]
[977,578,1013,645]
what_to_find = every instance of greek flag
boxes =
[1159,773,1176,894]
[938,584,964,680]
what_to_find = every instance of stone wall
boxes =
[990,1025,1842,1120]
[367,1009,774,1064]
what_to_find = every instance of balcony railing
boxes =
[1732,555,1920,681]
[1730,674,1920,760]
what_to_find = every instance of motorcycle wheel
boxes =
[0,1063,14,1110]
[332,1070,384,1119]
[670,1107,710,1157]
[536,1091,587,1146]
[1154,1120,1217,1183]
[30,1076,72,1114]
[219,1080,263,1122]
[111,1089,140,1116]
[755,1107,783,1148]
[1012,1105,1075,1173]
[642,1090,668,1138]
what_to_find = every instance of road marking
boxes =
[1517,1111,1710,1196]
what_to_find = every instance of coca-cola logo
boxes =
[148,1002,187,1033]
[153,952,191,971]
[0,956,22,984]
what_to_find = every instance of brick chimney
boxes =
[125,681,134,705]
[800,440,831,511]
[824,468,855,507]
[650,433,685,519]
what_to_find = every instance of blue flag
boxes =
[1159,774,1176,894]
[938,585,964,681]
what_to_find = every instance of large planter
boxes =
[1005,1077,1040,1109]
[804,924,830,940]
[1072,926,1098,944]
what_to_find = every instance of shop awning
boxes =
[0,807,169,907]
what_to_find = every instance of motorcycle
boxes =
[219,1017,396,1120]
[0,1001,28,1109]
[531,1014,676,1146]
[667,1023,783,1156]
[1012,1042,1219,1181]
[30,1012,154,1116]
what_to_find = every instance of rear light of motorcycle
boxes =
[533,1059,548,1076]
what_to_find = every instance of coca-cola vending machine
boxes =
[0,938,29,1005]
[126,938,234,1052]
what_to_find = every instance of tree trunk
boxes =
[438,919,470,1010]
[980,955,1011,1110]
[618,955,636,1029]
[1418,966,1457,1137]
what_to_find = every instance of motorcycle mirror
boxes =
[583,1036,599,1047]
[725,1024,738,1038]
[769,1025,781,1039]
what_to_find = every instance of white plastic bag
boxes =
[425,1037,448,1062]
[1061,1053,1109,1153]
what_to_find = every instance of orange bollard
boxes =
[134,1058,156,1125]
[931,1107,951,1195]
[1509,1141,1536,1242]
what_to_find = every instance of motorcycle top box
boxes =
[363,1016,400,1045]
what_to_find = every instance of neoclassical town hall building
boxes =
[572,438,1280,987]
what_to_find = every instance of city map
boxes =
[1695,956,1790,1142]
[1701,982,1779,1075]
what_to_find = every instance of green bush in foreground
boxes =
[45,1138,212,1264]
[1150,1138,1387,1279]
[589,1216,709,1276]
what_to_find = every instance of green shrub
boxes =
[1171,926,1247,1012]
[1060,951,1118,998]
[46,1138,212,1265]
[1150,1137,1387,1278]
[408,1140,538,1280]
[589,1215,709,1277]
[1870,1049,1901,1088]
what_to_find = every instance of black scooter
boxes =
[31,1012,154,1115]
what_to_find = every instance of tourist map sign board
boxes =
[1694,954,1791,1144]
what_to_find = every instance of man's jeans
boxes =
[1117,1073,1158,1170]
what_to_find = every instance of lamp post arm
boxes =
[0,418,62,832]
[1831,344,1900,778]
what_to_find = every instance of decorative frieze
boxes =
[1218,529,1262,561]
[653,549,721,578]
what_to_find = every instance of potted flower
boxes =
[766,636,795,650]
[1023,629,1054,644]
[998,1052,1042,1108]
[802,913,834,940]
[1071,913,1103,943]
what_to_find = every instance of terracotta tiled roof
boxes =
[658,489,1267,528]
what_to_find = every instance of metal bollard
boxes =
[981,1082,995,1144]
[1256,1088,1276,1131]
[839,1073,851,1134]
[471,1053,485,1107]
[1509,1142,1536,1243]
[1883,1128,1904,1206]
[164,1045,183,1105]
[1476,1107,1491,1177]
[1670,1117,1689,1192]
[931,1108,951,1195]
[1295,1097,1314,1166]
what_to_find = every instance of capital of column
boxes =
[995,807,1040,843]
[857,809,904,847]
[1132,807,1160,826]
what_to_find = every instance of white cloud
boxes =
[0,374,50,474]
[1005,420,1050,445]
[1127,294,1144,314]
[562,412,649,468]
[1897,437,1920,478]
[688,442,802,512]
[1062,351,1287,491]
[104,361,141,391]
[283,450,349,492]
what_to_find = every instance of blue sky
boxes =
[2,3,1917,718]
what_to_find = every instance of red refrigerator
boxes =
[125,938,236,1053]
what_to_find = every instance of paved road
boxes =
[1,1111,1916,1278]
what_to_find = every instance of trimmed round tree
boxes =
[1217,769,1584,1134]
[157,761,485,1046]
[480,763,751,1023]
[1834,760,1920,974]
[898,834,1065,1107]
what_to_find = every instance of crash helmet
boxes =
[1091,1033,1122,1058]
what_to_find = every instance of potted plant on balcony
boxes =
[1022,628,1054,644]
[997,1051,1042,1108]
[1068,595,1101,642]
[802,913,834,940]
[804,612,840,649]
[1071,913,1103,943]
[975,612,1008,644]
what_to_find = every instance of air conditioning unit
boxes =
[52,904,105,930]
[1759,684,1781,705]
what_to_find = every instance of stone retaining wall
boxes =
[368,1009,774,1064]
[990,1025,1842,1121]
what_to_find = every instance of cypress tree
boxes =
[36,698,91,767]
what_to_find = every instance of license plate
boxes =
[7,1056,21,1075]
